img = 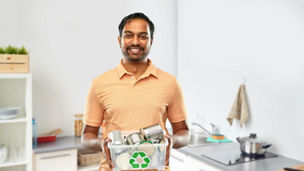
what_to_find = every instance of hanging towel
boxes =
[227,84,249,127]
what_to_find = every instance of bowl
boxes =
[0,107,20,120]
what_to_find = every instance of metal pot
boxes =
[236,133,271,156]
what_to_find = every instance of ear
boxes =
[118,36,122,48]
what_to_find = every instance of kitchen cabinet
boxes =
[170,149,189,170]
[170,149,220,171]
[187,154,221,171]
[33,149,77,171]
[0,74,32,171]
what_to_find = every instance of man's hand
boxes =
[165,134,172,166]
[165,120,190,166]
[81,125,114,168]
[100,137,114,168]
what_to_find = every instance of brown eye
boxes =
[140,35,148,40]
[124,34,133,39]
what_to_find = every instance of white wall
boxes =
[177,0,304,161]
[0,0,177,136]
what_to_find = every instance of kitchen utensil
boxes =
[126,132,145,145]
[140,124,164,142]
[236,133,272,156]
[0,144,7,164]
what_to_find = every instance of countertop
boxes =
[33,136,304,170]
[177,142,304,171]
[33,136,83,154]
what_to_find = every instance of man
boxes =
[82,12,189,171]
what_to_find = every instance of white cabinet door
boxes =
[170,149,188,171]
[34,149,77,171]
[187,155,222,171]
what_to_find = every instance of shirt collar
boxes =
[117,58,158,79]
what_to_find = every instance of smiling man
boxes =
[81,12,189,171]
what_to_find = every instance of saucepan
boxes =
[236,133,272,156]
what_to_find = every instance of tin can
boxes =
[109,130,124,145]
[140,124,164,142]
[126,132,144,145]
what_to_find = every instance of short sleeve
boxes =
[83,79,104,127]
[167,79,187,123]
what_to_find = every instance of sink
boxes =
[188,122,217,147]
[187,132,216,147]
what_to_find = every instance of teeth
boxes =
[130,49,140,52]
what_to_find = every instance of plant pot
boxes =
[0,54,29,73]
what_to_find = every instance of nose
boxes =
[131,36,140,45]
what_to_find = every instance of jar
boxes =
[74,114,83,136]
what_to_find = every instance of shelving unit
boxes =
[0,73,32,171]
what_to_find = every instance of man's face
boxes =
[118,18,153,62]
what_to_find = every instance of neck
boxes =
[122,58,149,76]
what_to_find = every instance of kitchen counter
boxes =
[177,142,304,171]
[33,136,303,170]
[33,136,83,154]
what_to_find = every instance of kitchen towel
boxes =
[227,84,250,127]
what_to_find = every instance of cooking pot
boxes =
[236,133,271,156]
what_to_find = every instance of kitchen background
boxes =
[0,0,303,163]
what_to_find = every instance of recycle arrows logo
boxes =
[129,151,151,169]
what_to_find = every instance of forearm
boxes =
[81,132,102,151]
[171,129,190,148]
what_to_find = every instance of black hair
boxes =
[118,12,155,39]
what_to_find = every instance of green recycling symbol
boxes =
[129,151,151,169]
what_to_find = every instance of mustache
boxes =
[127,45,144,50]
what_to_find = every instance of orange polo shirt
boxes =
[84,59,187,170]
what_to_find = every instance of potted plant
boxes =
[0,45,29,73]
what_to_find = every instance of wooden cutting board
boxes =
[277,164,304,171]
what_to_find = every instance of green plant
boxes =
[17,46,28,54]
[5,45,18,54]
[0,45,28,55]
[0,47,4,54]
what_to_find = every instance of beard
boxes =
[121,45,150,62]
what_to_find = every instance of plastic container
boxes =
[32,118,38,148]
[37,136,56,143]
[108,137,168,171]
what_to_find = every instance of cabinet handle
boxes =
[171,155,184,162]
[40,153,71,160]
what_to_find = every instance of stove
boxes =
[201,148,278,166]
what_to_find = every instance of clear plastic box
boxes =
[108,138,168,171]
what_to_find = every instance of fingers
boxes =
[165,134,171,166]
[102,138,114,168]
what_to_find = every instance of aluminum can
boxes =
[126,132,144,145]
[140,124,164,142]
[109,130,124,145]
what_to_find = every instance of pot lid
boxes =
[240,133,267,143]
